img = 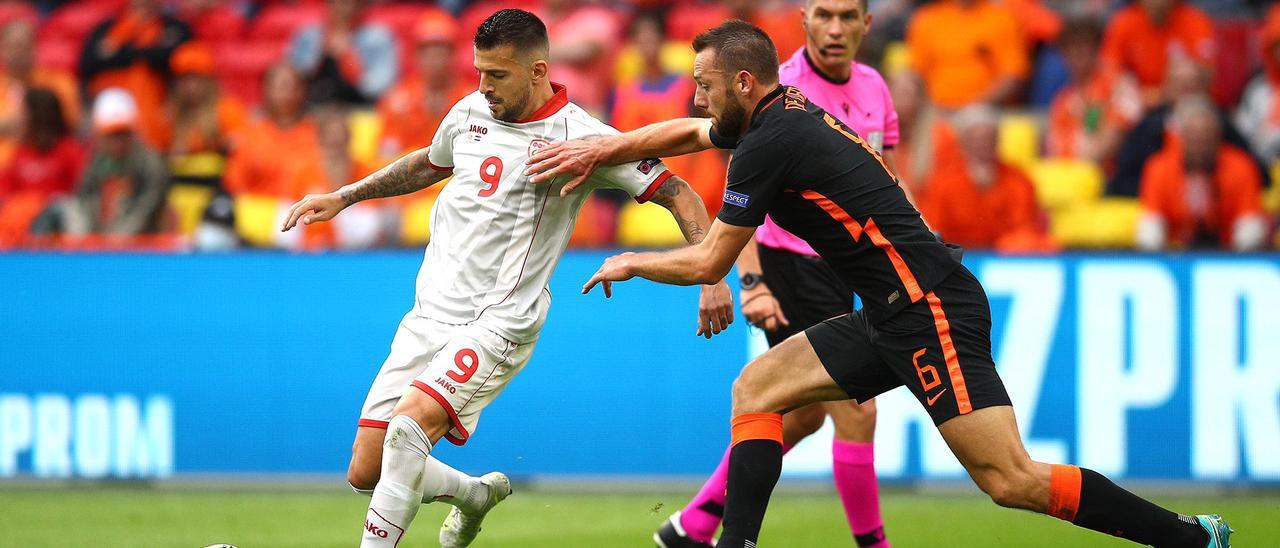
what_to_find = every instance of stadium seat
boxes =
[38,0,120,44]
[347,110,383,168]
[616,201,685,248]
[166,184,216,236]
[1049,198,1142,249]
[400,193,439,246]
[250,3,326,42]
[1025,159,1104,211]
[667,2,730,41]
[0,2,37,28]
[36,38,80,74]
[215,40,287,106]
[997,113,1040,169]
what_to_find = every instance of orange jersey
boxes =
[157,95,249,155]
[920,162,1043,249]
[376,78,473,161]
[1139,142,1264,248]
[223,117,321,199]
[1101,3,1215,95]
[907,0,1029,109]
[1046,66,1142,160]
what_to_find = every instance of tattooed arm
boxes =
[281,148,450,232]
[647,174,736,338]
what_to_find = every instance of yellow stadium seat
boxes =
[166,184,215,236]
[613,42,697,85]
[1025,159,1104,211]
[234,194,283,247]
[881,41,910,77]
[348,109,383,167]
[1266,162,1280,215]
[997,113,1040,169]
[1050,198,1143,249]
[400,194,438,246]
[616,201,685,248]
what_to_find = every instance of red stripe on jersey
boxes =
[635,170,674,203]
[799,189,924,303]
[925,291,972,415]
[410,380,471,445]
[514,82,569,123]
[427,160,453,172]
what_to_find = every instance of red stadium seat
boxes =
[365,4,449,71]
[1210,18,1262,108]
[215,40,287,106]
[36,38,80,74]
[38,0,122,44]
[184,5,248,44]
[0,2,38,28]
[666,2,731,41]
[250,3,326,42]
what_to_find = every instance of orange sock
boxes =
[729,413,783,448]
[1048,464,1082,522]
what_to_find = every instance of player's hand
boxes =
[524,139,605,197]
[697,281,734,338]
[281,192,346,232]
[741,287,789,332]
[582,252,637,298]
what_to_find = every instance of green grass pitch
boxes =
[0,486,1275,546]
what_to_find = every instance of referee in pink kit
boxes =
[657,1,899,547]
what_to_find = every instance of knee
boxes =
[347,462,379,491]
[972,461,1040,510]
[730,372,766,415]
[785,406,825,441]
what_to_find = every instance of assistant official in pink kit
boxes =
[655,1,897,547]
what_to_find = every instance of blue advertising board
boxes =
[0,252,1276,483]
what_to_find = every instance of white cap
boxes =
[92,87,139,134]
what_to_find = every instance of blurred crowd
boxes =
[0,0,1278,252]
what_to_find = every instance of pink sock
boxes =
[832,440,889,547]
[680,443,793,543]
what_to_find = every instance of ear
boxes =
[736,70,752,96]
[531,59,549,82]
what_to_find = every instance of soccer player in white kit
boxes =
[281,9,733,547]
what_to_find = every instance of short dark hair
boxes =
[1057,17,1104,49]
[692,20,779,85]
[474,9,549,57]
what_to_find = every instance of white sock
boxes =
[423,455,486,512]
[361,416,432,547]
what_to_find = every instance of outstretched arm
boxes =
[648,175,735,338]
[584,220,756,294]
[525,118,717,196]
[282,148,451,231]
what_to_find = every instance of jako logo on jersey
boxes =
[528,138,549,157]
[724,190,750,207]
[636,158,661,175]
[365,521,389,538]
[470,124,488,135]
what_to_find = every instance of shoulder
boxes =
[1174,3,1213,27]
[777,49,807,83]
[559,102,618,138]
[853,63,889,91]
[1108,6,1143,30]
[1220,144,1257,167]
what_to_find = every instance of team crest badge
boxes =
[528,139,550,157]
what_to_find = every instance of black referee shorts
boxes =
[806,265,1012,425]
[756,243,853,347]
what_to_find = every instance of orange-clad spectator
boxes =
[888,70,961,202]
[223,64,320,199]
[160,42,249,187]
[907,0,1028,109]
[1235,6,1280,164]
[609,13,727,216]
[541,0,622,116]
[1046,18,1142,164]
[1100,0,1214,108]
[295,106,385,249]
[289,0,399,106]
[725,0,806,62]
[46,88,170,239]
[376,12,472,163]
[1004,0,1062,47]
[1137,95,1268,251]
[920,105,1049,250]
[78,0,191,148]
[0,19,81,169]
[0,88,87,248]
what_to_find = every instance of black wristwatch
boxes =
[740,272,764,290]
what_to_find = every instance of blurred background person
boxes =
[1137,94,1268,251]
[0,88,85,248]
[1101,0,1216,109]
[160,41,248,189]
[375,11,470,163]
[888,70,960,203]
[78,0,191,148]
[1110,56,1265,197]
[542,0,622,116]
[297,105,384,250]
[48,88,169,239]
[1045,17,1142,166]
[907,0,1028,109]
[1235,6,1280,167]
[920,104,1052,251]
[224,64,317,203]
[0,18,80,172]
[289,0,398,106]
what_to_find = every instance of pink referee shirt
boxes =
[756,48,900,256]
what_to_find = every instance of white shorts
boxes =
[358,314,536,445]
